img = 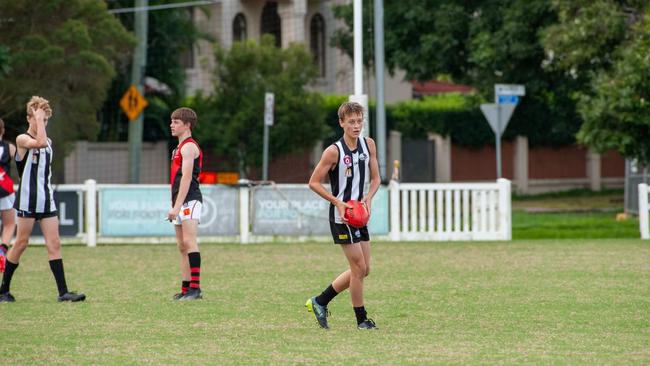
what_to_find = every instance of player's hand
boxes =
[335,200,352,223]
[361,197,371,216]
[32,107,46,122]
[167,207,180,222]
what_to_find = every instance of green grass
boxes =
[511,189,638,239]
[1,241,649,364]
[512,189,624,211]
[513,211,639,239]
[513,188,624,201]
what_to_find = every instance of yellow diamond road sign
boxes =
[120,85,148,121]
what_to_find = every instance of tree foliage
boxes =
[0,0,134,155]
[331,0,650,159]
[330,2,376,70]
[0,46,9,78]
[101,1,208,142]
[543,1,650,162]
[331,0,582,146]
[192,36,327,176]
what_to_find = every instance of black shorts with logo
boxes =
[16,210,58,221]
[329,221,370,244]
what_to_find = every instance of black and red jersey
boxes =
[0,140,14,198]
[170,137,203,204]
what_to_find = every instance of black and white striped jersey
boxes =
[14,136,56,213]
[328,137,370,224]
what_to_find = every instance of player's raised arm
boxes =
[17,107,49,150]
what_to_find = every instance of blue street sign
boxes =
[497,95,519,104]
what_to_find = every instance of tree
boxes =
[331,0,582,146]
[543,1,650,162]
[192,35,328,177]
[0,46,9,78]
[101,1,208,142]
[330,2,376,70]
[0,0,134,160]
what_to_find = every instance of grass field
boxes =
[512,189,639,239]
[1,240,649,365]
[513,211,639,239]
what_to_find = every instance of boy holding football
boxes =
[306,102,380,329]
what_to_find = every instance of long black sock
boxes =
[0,259,18,294]
[354,306,367,325]
[181,280,190,294]
[315,284,338,306]
[188,252,201,290]
[49,259,69,296]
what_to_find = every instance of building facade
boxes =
[184,0,412,102]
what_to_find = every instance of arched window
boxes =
[233,13,247,42]
[310,13,326,77]
[261,2,282,47]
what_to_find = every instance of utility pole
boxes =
[374,0,386,180]
[128,0,148,183]
[353,0,363,97]
[262,92,274,181]
[349,0,370,138]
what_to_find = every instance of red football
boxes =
[344,200,369,228]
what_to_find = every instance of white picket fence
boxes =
[39,179,512,245]
[638,183,650,239]
[389,178,512,241]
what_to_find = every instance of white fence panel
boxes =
[639,183,649,239]
[389,179,511,241]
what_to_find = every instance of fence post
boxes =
[497,178,512,240]
[239,186,250,244]
[389,180,400,241]
[85,179,97,247]
[639,183,649,239]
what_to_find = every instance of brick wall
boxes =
[202,147,315,184]
[601,149,625,177]
[451,141,515,180]
[450,142,624,182]
[529,145,587,179]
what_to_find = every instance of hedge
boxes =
[322,93,580,148]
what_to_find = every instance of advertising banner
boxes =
[251,185,389,236]
[99,186,238,236]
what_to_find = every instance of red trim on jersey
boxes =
[0,167,14,196]
[170,137,203,185]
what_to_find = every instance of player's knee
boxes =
[351,261,367,278]
[12,241,27,255]
[13,237,28,248]
[46,240,61,255]
[181,239,196,251]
